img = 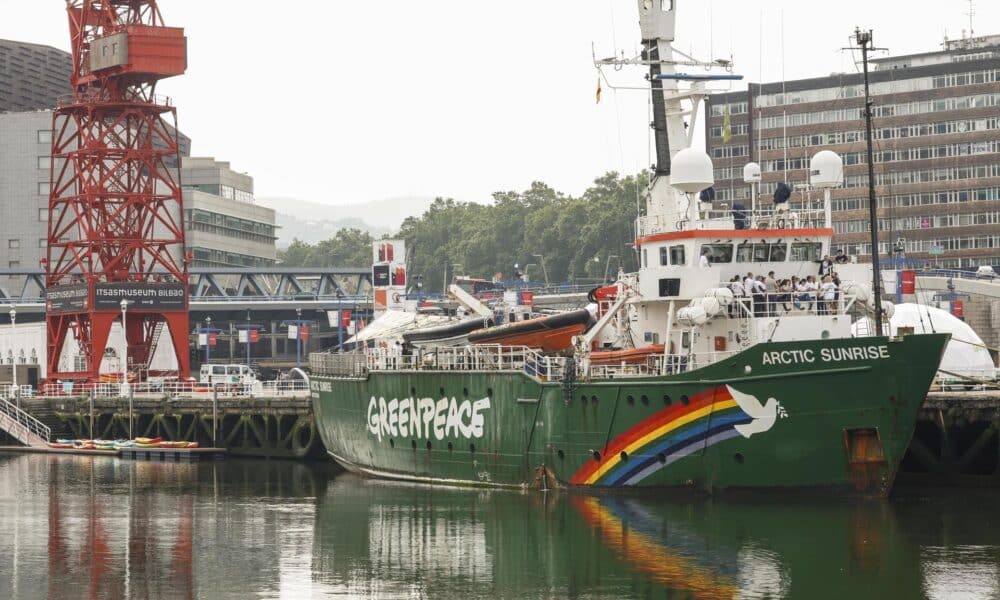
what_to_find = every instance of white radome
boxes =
[851,303,995,377]
[742,162,762,183]
[670,148,714,194]
[809,150,843,189]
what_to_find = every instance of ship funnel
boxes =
[670,148,714,194]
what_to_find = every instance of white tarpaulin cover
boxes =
[852,303,994,377]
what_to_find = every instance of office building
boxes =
[706,34,1000,269]
[182,157,277,268]
[0,39,72,112]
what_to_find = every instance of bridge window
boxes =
[659,246,668,266]
[790,242,823,262]
[737,242,780,262]
[700,244,733,263]
[670,245,686,265]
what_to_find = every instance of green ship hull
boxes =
[311,334,948,495]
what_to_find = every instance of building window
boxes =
[38,209,49,222]
[8,240,19,249]
[8,261,20,269]
[38,239,47,248]
[659,246,668,266]
[37,156,49,169]
[38,182,50,196]
[670,245,686,266]
[37,130,52,144]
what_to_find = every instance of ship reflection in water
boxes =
[0,454,998,599]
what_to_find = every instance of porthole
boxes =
[590,395,599,405]
[626,395,635,405]
[463,387,469,397]
[410,440,417,450]
[389,439,395,448]
[663,395,671,405]
[734,453,745,464]
[447,441,453,452]
[592,450,602,462]
[641,395,649,406]
[439,387,446,397]
[487,388,493,397]
[425,440,432,451]
[557,449,565,460]
[620,451,629,462]
[410,386,416,396]
[681,395,689,406]
[657,452,666,464]
[470,443,476,454]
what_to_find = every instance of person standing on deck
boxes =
[765,271,778,316]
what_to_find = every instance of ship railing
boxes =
[580,350,741,380]
[360,344,565,379]
[727,293,862,319]
[638,207,828,237]
[327,345,569,380]
[35,379,311,399]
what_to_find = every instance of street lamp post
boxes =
[205,316,212,364]
[603,254,621,283]
[295,308,302,368]
[119,300,130,397]
[532,255,549,287]
[9,306,16,407]
[245,310,252,367]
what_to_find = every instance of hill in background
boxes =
[257,196,436,247]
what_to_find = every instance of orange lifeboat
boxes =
[468,309,592,353]
[590,344,666,365]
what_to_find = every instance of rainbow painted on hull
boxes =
[570,385,779,486]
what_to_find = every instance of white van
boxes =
[199,364,257,387]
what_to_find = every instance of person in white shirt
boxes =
[699,247,712,268]
[728,276,744,317]
[819,275,838,314]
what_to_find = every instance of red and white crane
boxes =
[46,0,190,382]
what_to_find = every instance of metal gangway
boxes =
[0,395,50,447]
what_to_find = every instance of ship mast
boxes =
[854,28,886,335]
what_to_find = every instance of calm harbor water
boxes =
[0,453,998,599]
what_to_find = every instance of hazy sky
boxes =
[2,1,995,207]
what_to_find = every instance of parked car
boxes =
[199,364,257,388]
[975,265,997,279]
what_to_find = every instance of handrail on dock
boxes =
[0,395,51,445]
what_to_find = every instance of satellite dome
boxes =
[743,162,762,183]
[810,151,843,189]
[670,148,714,194]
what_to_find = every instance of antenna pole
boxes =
[856,28,885,335]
